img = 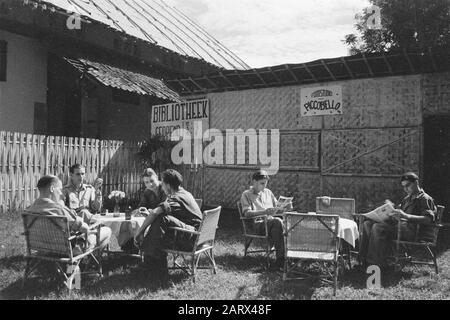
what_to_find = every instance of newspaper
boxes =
[361,203,397,223]
[277,196,294,209]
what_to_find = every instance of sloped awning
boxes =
[64,57,181,102]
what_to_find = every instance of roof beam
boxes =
[284,65,300,83]
[381,53,394,76]
[175,79,194,94]
[302,63,318,82]
[253,69,269,86]
[361,53,374,77]
[403,48,416,73]
[233,71,254,89]
[268,67,284,85]
[428,47,438,72]
[340,58,355,79]
[220,72,237,89]
[320,59,336,81]
[189,77,205,91]
[203,76,220,90]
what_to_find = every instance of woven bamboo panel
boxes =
[422,72,450,115]
[322,176,404,213]
[203,167,320,211]
[208,86,321,130]
[322,127,420,175]
[280,132,319,169]
[323,76,422,129]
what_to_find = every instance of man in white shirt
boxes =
[240,169,290,270]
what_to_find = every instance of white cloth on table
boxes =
[338,217,359,248]
[91,215,145,247]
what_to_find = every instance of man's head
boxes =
[161,169,183,194]
[400,172,420,196]
[37,175,63,203]
[251,169,270,193]
[69,164,86,186]
[142,168,160,191]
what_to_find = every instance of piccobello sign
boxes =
[151,99,209,138]
[300,86,343,116]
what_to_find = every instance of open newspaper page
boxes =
[276,196,294,209]
[361,203,396,223]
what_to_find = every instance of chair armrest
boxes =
[168,226,200,235]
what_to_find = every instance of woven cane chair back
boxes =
[285,213,340,257]
[196,206,221,248]
[22,213,72,257]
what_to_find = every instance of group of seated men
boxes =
[26,162,438,279]
[240,170,437,271]
[26,165,202,279]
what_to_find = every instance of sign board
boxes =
[300,86,343,116]
[151,99,209,139]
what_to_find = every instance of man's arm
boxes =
[89,186,102,213]
[241,193,271,218]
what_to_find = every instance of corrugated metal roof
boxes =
[167,47,450,95]
[65,57,181,101]
[24,0,249,70]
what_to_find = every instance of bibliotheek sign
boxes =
[151,99,210,138]
[300,86,343,116]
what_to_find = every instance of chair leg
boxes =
[333,260,339,296]
[191,255,197,283]
[426,246,439,274]
[208,249,217,274]
[22,257,31,289]
[244,238,253,257]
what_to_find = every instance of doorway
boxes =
[423,115,450,222]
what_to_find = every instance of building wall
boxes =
[200,73,449,212]
[0,30,47,133]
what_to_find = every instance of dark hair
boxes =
[37,175,60,191]
[161,169,183,189]
[400,172,419,183]
[252,169,270,181]
[69,164,86,174]
[142,168,157,178]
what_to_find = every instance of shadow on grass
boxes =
[0,255,190,300]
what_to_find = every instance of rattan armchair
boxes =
[21,212,104,290]
[283,213,341,296]
[393,205,445,273]
[164,206,221,282]
[237,201,275,267]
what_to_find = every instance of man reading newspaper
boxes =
[359,172,437,269]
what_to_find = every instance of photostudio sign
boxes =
[300,86,343,117]
[151,99,210,138]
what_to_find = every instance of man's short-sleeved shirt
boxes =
[240,187,277,216]
[400,189,436,241]
[63,182,102,213]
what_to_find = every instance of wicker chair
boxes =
[164,206,221,282]
[316,197,357,268]
[21,212,104,290]
[393,205,445,273]
[237,201,275,267]
[283,213,341,296]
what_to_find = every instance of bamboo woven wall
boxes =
[200,72,450,212]
[0,131,143,213]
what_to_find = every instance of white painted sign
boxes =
[300,86,343,116]
[151,99,209,138]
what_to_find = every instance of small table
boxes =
[91,213,146,257]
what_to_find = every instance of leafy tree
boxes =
[344,0,450,54]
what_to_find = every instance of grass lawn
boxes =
[1,208,450,300]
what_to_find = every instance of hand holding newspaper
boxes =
[362,202,397,223]
[276,196,294,210]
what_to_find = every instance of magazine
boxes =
[361,203,397,223]
[277,196,294,209]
